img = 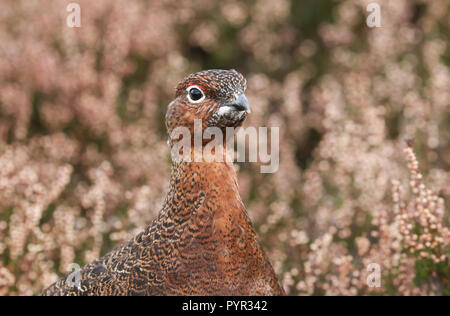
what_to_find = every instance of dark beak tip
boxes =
[235,94,251,113]
[233,104,248,112]
[221,93,251,114]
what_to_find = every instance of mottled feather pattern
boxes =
[175,69,247,101]
[42,70,284,296]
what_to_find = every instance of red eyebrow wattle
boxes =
[187,83,205,91]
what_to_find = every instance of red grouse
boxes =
[42,69,284,296]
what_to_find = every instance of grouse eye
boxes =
[186,86,205,103]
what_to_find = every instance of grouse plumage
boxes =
[42,69,284,296]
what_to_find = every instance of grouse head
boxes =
[166,69,250,138]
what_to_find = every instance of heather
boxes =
[0,0,449,295]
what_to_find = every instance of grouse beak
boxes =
[224,93,251,114]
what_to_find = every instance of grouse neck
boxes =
[169,160,240,196]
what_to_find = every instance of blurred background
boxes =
[0,0,449,295]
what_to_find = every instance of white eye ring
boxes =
[186,85,205,104]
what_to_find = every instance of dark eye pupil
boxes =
[189,88,203,101]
